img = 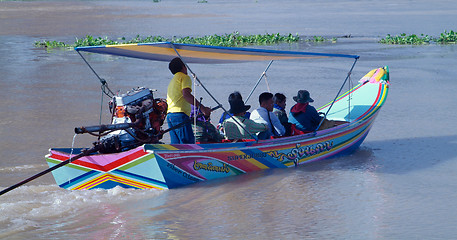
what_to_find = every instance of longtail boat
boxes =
[45,42,390,191]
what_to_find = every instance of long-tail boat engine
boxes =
[75,87,167,153]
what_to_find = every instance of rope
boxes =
[264,73,271,93]
[76,50,115,130]
[245,60,274,103]
[99,86,104,126]
[193,75,198,137]
[77,50,114,98]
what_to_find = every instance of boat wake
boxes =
[0,184,165,238]
[0,164,48,173]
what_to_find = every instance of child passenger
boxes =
[273,93,291,136]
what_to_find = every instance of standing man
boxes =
[166,57,211,144]
[250,92,285,139]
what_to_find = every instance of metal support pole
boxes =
[315,57,359,132]
[76,50,114,98]
[245,60,274,103]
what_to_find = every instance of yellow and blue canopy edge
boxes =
[75,42,359,64]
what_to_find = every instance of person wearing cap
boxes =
[218,91,251,124]
[250,92,286,139]
[217,91,251,134]
[222,99,267,140]
[166,57,211,144]
[288,90,323,132]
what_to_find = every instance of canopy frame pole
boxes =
[76,50,114,98]
[77,50,116,125]
[245,60,274,103]
[314,57,359,132]
[169,43,259,142]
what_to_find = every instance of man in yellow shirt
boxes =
[166,57,211,144]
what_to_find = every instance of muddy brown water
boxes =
[1,0,457,239]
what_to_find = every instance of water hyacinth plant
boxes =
[34,40,67,48]
[310,36,326,42]
[34,32,301,49]
[305,36,337,43]
[379,33,433,45]
[435,30,457,44]
[171,32,300,46]
[380,30,457,45]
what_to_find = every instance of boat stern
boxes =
[45,146,169,191]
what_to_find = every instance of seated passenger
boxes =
[217,91,250,133]
[273,93,291,136]
[190,105,223,143]
[288,90,322,133]
[250,92,285,139]
[223,99,267,140]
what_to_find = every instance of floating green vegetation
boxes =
[379,30,457,45]
[171,32,300,47]
[34,32,300,49]
[305,36,337,43]
[435,30,457,44]
[34,40,67,48]
[379,33,433,45]
[311,36,326,42]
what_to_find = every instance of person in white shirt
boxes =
[250,92,286,139]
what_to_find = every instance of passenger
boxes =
[190,105,223,143]
[217,91,250,134]
[166,57,211,144]
[273,93,291,136]
[288,90,322,133]
[222,99,267,140]
[250,92,285,139]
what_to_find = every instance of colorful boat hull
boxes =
[46,74,389,190]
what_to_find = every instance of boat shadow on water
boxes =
[293,134,457,176]
[168,146,377,192]
[363,134,457,175]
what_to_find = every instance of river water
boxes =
[1,0,457,239]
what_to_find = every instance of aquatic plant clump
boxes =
[34,32,301,49]
[435,30,457,44]
[172,32,300,46]
[305,36,338,43]
[379,30,457,45]
[34,40,67,48]
[379,33,433,45]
